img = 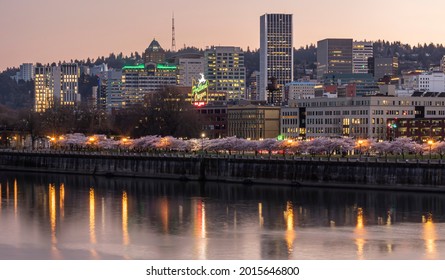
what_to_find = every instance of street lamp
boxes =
[428,140,434,159]
[200,133,206,154]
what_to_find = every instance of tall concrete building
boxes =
[34,63,80,112]
[11,63,35,83]
[34,66,55,112]
[204,46,246,100]
[177,57,205,87]
[143,39,166,65]
[121,64,177,108]
[317,39,353,78]
[353,41,373,74]
[368,57,399,81]
[57,63,80,107]
[259,13,293,103]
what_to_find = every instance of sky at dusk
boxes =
[1,0,444,71]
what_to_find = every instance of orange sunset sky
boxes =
[1,0,444,71]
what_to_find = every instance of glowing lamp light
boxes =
[89,137,96,142]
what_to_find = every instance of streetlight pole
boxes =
[200,133,205,154]
[428,140,433,160]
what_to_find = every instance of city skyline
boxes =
[1,0,445,71]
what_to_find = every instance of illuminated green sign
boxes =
[156,64,177,71]
[191,73,209,106]
[122,64,145,70]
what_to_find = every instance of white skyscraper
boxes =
[260,13,294,103]
[353,41,374,74]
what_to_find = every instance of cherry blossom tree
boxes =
[371,140,391,158]
[305,137,354,158]
[389,138,418,159]
[432,141,445,159]
[257,138,280,155]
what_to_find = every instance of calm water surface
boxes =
[0,171,444,260]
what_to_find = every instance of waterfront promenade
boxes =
[1,149,445,192]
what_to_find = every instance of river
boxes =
[0,171,443,260]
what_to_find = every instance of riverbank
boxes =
[1,150,445,192]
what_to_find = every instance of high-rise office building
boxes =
[317,39,353,78]
[368,57,399,81]
[121,64,177,108]
[259,13,293,103]
[34,66,54,112]
[34,63,80,112]
[57,63,80,107]
[204,46,246,100]
[11,63,35,83]
[177,57,205,87]
[143,39,166,65]
[353,41,373,74]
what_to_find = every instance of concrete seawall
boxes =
[1,151,445,192]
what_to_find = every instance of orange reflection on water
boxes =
[258,203,264,227]
[122,191,129,246]
[6,181,9,206]
[160,197,169,234]
[194,199,207,259]
[59,184,65,220]
[423,214,437,258]
[89,188,96,244]
[13,179,17,215]
[49,184,57,246]
[386,211,392,226]
[194,200,206,238]
[284,201,295,255]
[354,207,366,259]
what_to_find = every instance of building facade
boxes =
[204,46,246,100]
[388,118,445,142]
[294,94,445,140]
[34,66,55,112]
[321,73,379,96]
[259,13,293,102]
[285,81,316,101]
[369,57,399,81]
[34,63,80,112]
[417,72,445,92]
[121,64,177,108]
[196,102,228,139]
[177,57,205,87]
[143,39,166,65]
[317,39,353,78]
[227,104,280,140]
[353,41,373,74]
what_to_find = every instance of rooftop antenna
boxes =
[172,12,176,52]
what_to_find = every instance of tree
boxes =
[130,86,201,138]
[389,138,417,159]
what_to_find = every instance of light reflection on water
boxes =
[0,171,445,260]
